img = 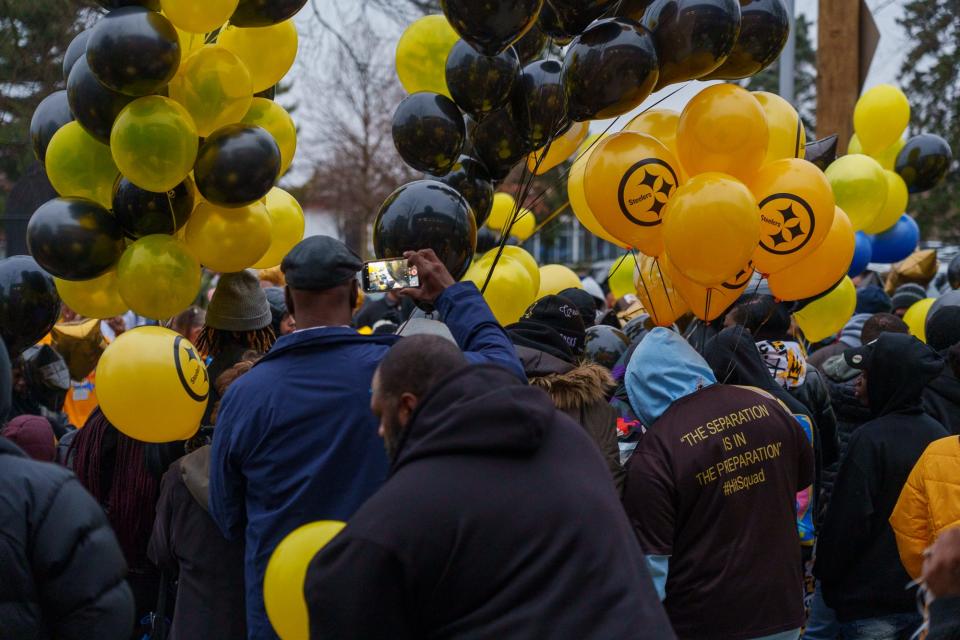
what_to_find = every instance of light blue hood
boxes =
[626,328,717,427]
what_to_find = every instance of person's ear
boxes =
[397,392,419,429]
[350,280,362,313]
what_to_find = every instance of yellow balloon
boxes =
[848,133,906,171]
[625,109,681,158]
[96,326,209,442]
[634,254,690,326]
[511,210,536,241]
[265,521,346,640]
[677,84,770,182]
[117,234,201,320]
[537,264,581,298]
[863,170,909,234]
[903,298,936,343]
[175,27,206,62]
[584,132,682,255]
[767,207,855,301]
[485,192,516,232]
[794,276,857,342]
[528,121,589,175]
[55,270,128,319]
[662,173,760,287]
[824,154,887,231]
[252,188,305,269]
[111,96,199,193]
[608,255,637,300]
[241,97,297,175]
[567,134,627,247]
[168,45,253,137]
[218,20,298,93]
[44,121,118,209]
[664,254,752,322]
[186,201,271,272]
[753,91,806,164]
[747,158,836,275]
[854,84,910,154]
[464,250,538,325]
[395,14,459,98]
[161,0,238,33]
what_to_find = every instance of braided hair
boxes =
[194,325,276,358]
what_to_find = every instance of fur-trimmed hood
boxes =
[516,345,614,412]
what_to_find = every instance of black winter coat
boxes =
[0,437,134,639]
[924,357,960,436]
[304,365,674,640]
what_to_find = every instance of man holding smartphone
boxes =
[208,235,524,639]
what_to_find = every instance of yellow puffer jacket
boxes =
[889,435,960,579]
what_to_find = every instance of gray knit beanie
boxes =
[206,271,272,331]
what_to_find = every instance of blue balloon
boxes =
[848,231,873,276]
[871,214,920,264]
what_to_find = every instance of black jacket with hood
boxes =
[148,445,246,640]
[923,348,960,436]
[304,364,674,640]
[0,436,134,640]
[814,333,948,621]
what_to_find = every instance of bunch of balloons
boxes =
[381,0,792,275]
[27,0,307,323]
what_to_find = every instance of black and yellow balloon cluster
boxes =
[27,0,306,321]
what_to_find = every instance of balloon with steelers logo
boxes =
[96,326,210,442]
[747,158,835,275]
[582,132,682,256]
[665,255,756,322]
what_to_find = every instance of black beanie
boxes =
[926,306,960,352]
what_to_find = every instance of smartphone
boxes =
[361,258,420,293]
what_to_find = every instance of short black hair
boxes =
[377,335,467,400]
[861,313,909,344]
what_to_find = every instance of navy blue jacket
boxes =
[209,282,523,639]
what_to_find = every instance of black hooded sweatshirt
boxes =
[814,333,948,621]
[304,365,675,640]
[923,348,960,436]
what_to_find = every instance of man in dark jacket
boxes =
[923,306,960,435]
[0,436,135,639]
[623,328,814,640]
[304,335,674,639]
[507,295,623,490]
[815,333,948,638]
[210,239,524,639]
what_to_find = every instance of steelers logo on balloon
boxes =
[174,335,209,402]
[757,193,815,256]
[617,159,679,227]
[722,261,755,291]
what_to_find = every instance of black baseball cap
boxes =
[844,339,877,370]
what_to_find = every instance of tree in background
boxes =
[0,0,93,218]
[899,0,959,242]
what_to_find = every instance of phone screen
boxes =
[362,259,420,293]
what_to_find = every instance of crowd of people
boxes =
[3,236,960,640]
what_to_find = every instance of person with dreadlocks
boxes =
[67,407,162,638]
[195,270,275,425]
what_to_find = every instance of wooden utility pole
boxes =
[816,0,879,153]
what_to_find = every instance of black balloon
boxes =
[95,0,160,8]
[373,180,477,280]
[803,135,838,172]
[0,256,61,358]
[548,0,619,36]
[704,0,788,80]
[476,226,499,253]
[27,198,125,281]
[446,40,520,119]
[29,91,73,162]
[392,92,465,176]
[562,18,659,121]
[538,2,576,44]
[896,133,953,194]
[513,23,550,63]
[113,176,195,239]
[612,0,655,20]
[514,59,569,149]
[230,0,308,27]
[643,0,742,90]
[194,124,281,208]
[471,102,533,180]
[584,325,631,369]
[441,0,545,56]
[86,7,180,96]
[441,155,495,227]
[67,57,136,144]
[62,29,92,82]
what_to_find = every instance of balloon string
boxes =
[652,255,679,321]
[528,200,570,235]
[632,251,662,327]
[794,116,803,159]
